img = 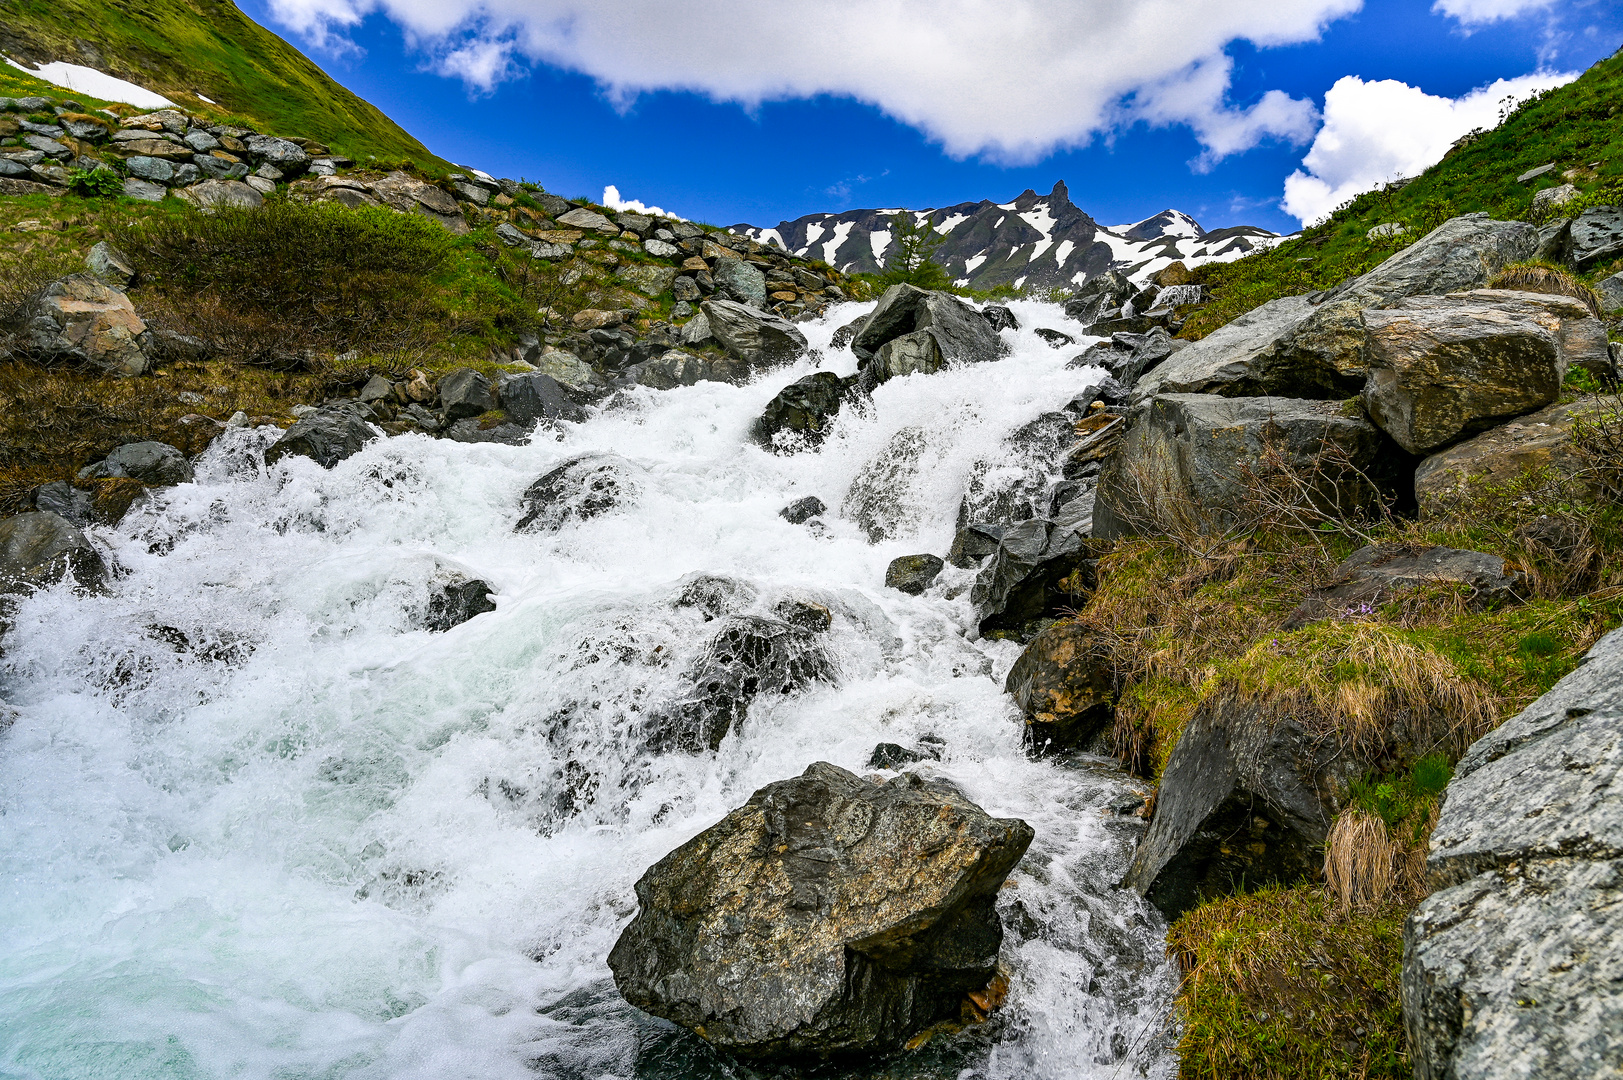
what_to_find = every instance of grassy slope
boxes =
[0,0,443,168]
[1185,44,1623,338]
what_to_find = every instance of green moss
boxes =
[0,0,445,168]
[1171,885,1408,1080]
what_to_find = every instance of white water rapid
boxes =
[0,299,1177,1080]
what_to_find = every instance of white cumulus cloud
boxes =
[1280,70,1576,225]
[601,185,686,221]
[266,0,1365,164]
[1431,0,1556,25]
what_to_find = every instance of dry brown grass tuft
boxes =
[1487,261,1604,318]
[1324,810,1398,915]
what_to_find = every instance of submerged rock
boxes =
[515,454,633,533]
[1404,626,1623,1080]
[778,495,827,525]
[424,574,497,632]
[0,511,107,595]
[608,761,1033,1058]
[654,614,833,751]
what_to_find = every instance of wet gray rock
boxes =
[980,304,1018,332]
[1362,289,1601,454]
[30,482,95,527]
[78,441,193,486]
[754,371,850,450]
[1034,328,1074,348]
[779,496,827,525]
[851,284,1008,379]
[1403,626,1623,1080]
[947,523,1006,568]
[1561,205,1623,271]
[1122,696,1361,919]
[444,418,529,445]
[870,329,944,381]
[1005,620,1113,751]
[1093,395,1387,540]
[498,372,586,427]
[957,412,1073,531]
[264,405,378,468]
[655,615,834,751]
[1283,544,1523,629]
[424,574,497,632]
[608,761,1033,1057]
[829,313,870,351]
[970,519,1094,639]
[1068,327,1186,390]
[0,511,107,595]
[866,742,936,769]
[885,553,943,595]
[701,300,808,367]
[516,454,633,532]
[435,367,496,421]
[1064,270,1135,327]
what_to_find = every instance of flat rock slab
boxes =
[1283,544,1522,628]
[1403,627,1623,1080]
[701,299,807,367]
[608,761,1033,1057]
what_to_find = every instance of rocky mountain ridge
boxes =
[734,180,1284,293]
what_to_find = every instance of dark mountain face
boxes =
[734,181,1283,293]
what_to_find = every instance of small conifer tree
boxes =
[878,212,952,290]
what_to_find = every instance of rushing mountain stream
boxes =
[0,300,1177,1080]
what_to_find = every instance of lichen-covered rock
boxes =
[1403,627,1623,1080]
[263,404,378,468]
[1004,620,1113,751]
[1561,205,1623,271]
[0,511,107,595]
[1362,290,1600,454]
[1093,395,1387,540]
[1412,396,1607,516]
[1134,215,1537,404]
[26,274,153,375]
[608,761,1033,1057]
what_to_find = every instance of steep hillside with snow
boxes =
[734,181,1284,292]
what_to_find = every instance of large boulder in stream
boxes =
[754,371,851,450]
[264,404,378,468]
[850,284,1007,387]
[1403,626,1623,1080]
[1133,214,1537,404]
[970,518,1095,639]
[0,511,107,595]
[1005,620,1114,752]
[608,761,1034,1058]
[701,300,808,367]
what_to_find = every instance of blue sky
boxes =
[241,0,1623,234]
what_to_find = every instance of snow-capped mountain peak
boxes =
[733,181,1282,292]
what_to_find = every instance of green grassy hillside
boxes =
[1186,44,1623,338]
[0,0,442,168]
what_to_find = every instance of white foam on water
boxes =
[0,299,1176,1080]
